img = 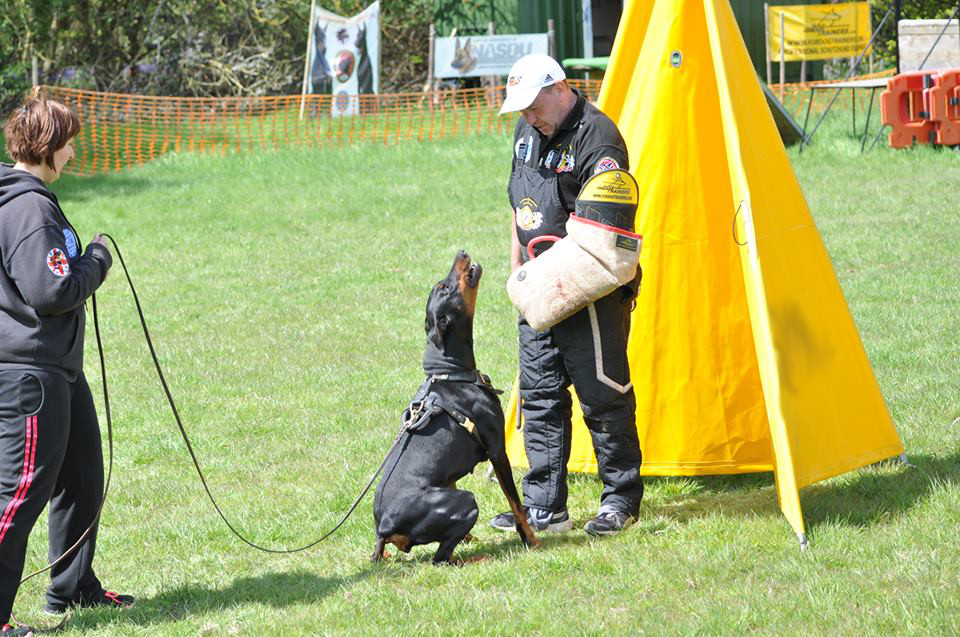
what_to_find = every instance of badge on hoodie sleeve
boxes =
[47,248,70,277]
[63,228,79,258]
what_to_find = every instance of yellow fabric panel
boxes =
[597,0,655,122]
[703,0,903,534]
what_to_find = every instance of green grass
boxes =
[5,110,960,636]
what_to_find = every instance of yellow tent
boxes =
[504,0,904,543]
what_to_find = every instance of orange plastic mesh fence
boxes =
[768,69,896,123]
[46,82,605,176]
[44,72,893,176]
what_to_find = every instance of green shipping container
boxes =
[517,0,586,63]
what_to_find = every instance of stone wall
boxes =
[899,19,960,71]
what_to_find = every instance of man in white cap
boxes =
[490,54,644,536]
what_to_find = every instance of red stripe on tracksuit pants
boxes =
[0,370,105,624]
[0,416,37,544]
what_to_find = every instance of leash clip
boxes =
[404,400,426,429]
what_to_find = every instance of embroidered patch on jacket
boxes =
[515,197,543,231]
[63,228,79,258]
[47,248,70,277]
[515,135,533,163]
[555,149,575,173]
[594,156,621,174]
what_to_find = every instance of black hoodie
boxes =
[0,163,111,380]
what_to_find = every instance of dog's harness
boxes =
[399,371,503,448]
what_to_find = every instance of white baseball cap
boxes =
[499,54,566,116]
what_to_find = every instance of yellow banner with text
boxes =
[769,2,872,61]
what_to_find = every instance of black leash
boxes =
[98,234,397,553]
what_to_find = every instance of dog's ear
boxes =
[428,313,449,350]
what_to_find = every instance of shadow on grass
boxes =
[370,528,591,569]
[801,451,960,532]
[53,171,160,204]
[66,568,377,630]
[617,452,960,536]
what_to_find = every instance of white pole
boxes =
[299,0,318,120]
[548,18,556,59]
[582,0,594,59]
[427,22,436,93]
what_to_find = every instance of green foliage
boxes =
[0,0,434,103]
[433,0,517,36]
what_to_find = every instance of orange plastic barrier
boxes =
[41,81,603,176]
[881,71,938,148]
[924,68,960,146]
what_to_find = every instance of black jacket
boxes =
[0,164,111,380]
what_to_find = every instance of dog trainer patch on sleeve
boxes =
[594,156,620,174]
[47,248,70,277]
[508,169,642,331]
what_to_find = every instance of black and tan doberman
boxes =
[371,251,539,564]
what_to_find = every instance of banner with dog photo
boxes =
[306,0,380,117]
[433,33,549,79]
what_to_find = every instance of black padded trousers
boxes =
[517,289,644,517]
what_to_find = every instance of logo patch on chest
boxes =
[515,135,533,163]
[47,248,70,277]
[515,197,543,231]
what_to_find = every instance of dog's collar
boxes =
[426,369,503,394]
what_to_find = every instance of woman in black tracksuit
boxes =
[0,95,133,636]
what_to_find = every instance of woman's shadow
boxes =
[65,569,374,630]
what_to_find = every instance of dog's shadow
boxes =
[373,530,592,569]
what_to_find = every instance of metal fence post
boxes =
[765,3,772,85]
[780,10,786,102]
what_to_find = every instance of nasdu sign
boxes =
[434,34,549,78]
